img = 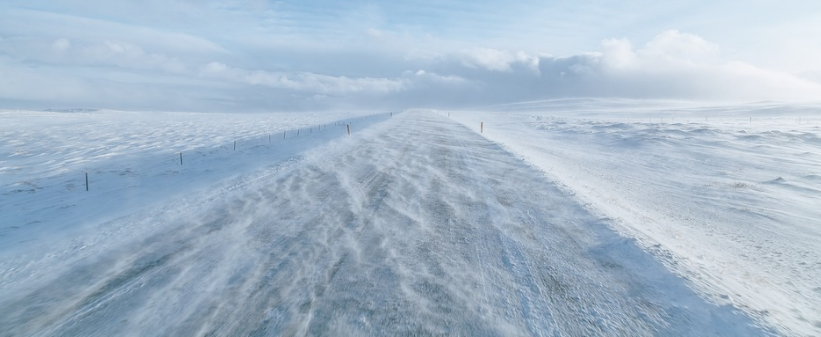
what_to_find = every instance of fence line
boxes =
[71,112,395,191]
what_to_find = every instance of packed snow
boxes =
[0,102,817,336]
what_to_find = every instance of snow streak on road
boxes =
[0,112,767,336]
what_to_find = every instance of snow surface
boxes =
[447,99,821,337]
[0,108,381,254]
[0,103,814,336]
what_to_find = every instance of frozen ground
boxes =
[0,109,771,336]
[448,99,821,336]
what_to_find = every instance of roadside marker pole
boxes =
[481,122,484,133]
[347,124,351,136]
[233,140,236,151]
[180,152,183,165]
[85,172,89,191]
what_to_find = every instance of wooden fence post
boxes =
[347,124,350,136]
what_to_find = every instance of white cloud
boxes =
[641,29,719,62]
[77,41,188,73]
[578,31,821,101]
[200,62,406,94]
[0,36,189,74]
[599,38,636,70]
[405,70,468,84]
[51,38,71,53]
[366,28,386,39]
[395,31,821,105]
[598,30,719,72]
[1,9,227,56]
[458,48,540,73]
[4,21,821,111]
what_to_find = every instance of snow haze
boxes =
[2,0,821,111]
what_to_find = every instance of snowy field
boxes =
[0,102,818,336]
[449,99,821,336]
[0,109,383,253]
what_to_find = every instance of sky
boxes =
[1,0,821,111]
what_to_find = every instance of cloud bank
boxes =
[2,2,820,111]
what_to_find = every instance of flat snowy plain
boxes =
[450,99,821,336]
[0,101,818,336]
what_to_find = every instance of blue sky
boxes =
[2,0,821,111]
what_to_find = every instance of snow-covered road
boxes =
[1,111,767,336]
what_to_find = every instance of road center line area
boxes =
[0,111,769,336]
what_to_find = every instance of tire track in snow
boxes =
[0,111,772,336]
